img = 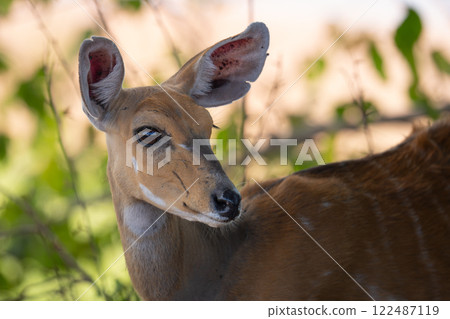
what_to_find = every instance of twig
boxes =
[239,97,248,185]
[236,0,256,185]
[27,0,78,94]
[93,0,112,35]
[145,0,182,68]
[347,59,375,154]
[91,0,145,87]
[248,0,254,24]
[0,225,38,237]
[0,186,96,286]
[53,267,75,300]
[256,105,450,161]
[44,66,104,291]
[281,105,450,142]
[44,67,85,210]
[256,57,283,139]
[13,275,84,301]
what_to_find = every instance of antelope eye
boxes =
[134,127,163,147]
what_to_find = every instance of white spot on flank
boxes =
[139,183,166,207]
[299,216,314,230]
[321,202,331,208]
[132,157,138,174]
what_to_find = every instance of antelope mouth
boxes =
[182,202,240,226]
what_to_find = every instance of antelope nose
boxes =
[212,189,241,221]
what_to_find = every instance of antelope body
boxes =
[78,23,450,300]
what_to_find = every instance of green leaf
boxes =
[334,103,352,121]
[306,58,326,80]
[41,158,69,194]
[16,67,47,118]
[409,89,438,119]
[0,52,8,73]
[0,0,13,16]
[394,8,422,80]
[80,29,94,41]
[362,101,378,118]
[369,42,386,80]
[70,29,95,57]
[288,115,305,128]
[117,0,142,11]
[0,134,9,161]
[216,119,238,156]
[432,51,450,75]
[1,199,23,227]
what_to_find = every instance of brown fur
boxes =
[79,24,450,300]
[229,120,450,300]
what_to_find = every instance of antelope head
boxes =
[78,23,269,227]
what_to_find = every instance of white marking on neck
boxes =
[123,203,167,236]
[139,183,166,208]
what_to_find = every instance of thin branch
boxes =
[248,0,254,24]
[0,225,38,237]
[283,105,450,142]
[11,273,73,300]
[44,67,85,210]
[91,0,145,87]
[235,0,255,185]
[256,57,284,139]
[27,0,78,94]
[145,0,182,68]
[44,66,104,288]
[93,0,112,35]
[0,186,95,286]
[346,59,375,154]
[239,97,248,185]
[53,267,75,300]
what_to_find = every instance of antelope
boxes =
[78,22,450,300]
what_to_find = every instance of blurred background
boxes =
[0,0,449,300]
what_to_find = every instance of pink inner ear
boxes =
[88,49,116,85]
[210,38,253,77]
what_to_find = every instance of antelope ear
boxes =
[78,36,125,131]
[164,22,269,107]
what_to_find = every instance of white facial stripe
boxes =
[137,184,225,227]
[139,183,166,208]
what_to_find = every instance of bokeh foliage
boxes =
[0,1,450,301]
